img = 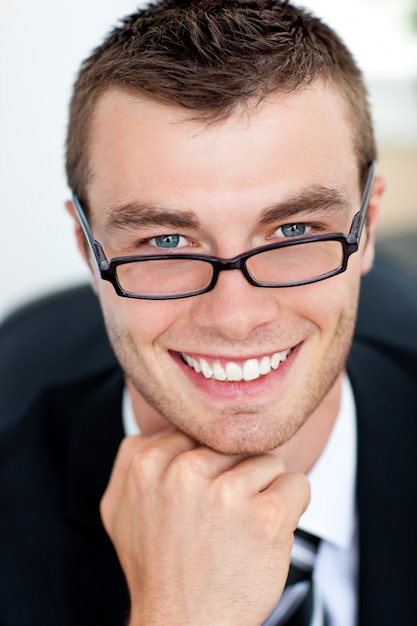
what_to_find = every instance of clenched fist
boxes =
[100,429,310,626]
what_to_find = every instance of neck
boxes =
[272,372,344,474]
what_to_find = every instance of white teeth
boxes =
[212,362,226,381]
[270,353,281,369]
[259,356,271,375]
[181,348,292,383]
[200,359,213,379]
[225,362,243,381]
[243,358,260,381]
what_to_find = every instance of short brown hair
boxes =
[66,0,376,205]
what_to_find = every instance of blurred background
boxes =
[1,0,416,320]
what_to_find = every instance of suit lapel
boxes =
[56,366,130,623]
[348,340,417,626]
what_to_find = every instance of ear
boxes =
[360,174,386,276]
[65,199,99,294]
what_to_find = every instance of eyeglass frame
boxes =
[72,161,375,300]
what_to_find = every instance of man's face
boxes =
[73,82,380,455]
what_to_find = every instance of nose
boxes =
[190,266,280,340]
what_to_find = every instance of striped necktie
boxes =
[262,529,325,626]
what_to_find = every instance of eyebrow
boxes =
[259,186,350,225]
[104,185,350,233]
[105,202,201,233]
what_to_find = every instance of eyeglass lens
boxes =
[114,239,345,297]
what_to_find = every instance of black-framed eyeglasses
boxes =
[72,162,375,300]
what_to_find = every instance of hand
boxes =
[100,429,310,626]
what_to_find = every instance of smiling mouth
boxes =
[180,349,292,382]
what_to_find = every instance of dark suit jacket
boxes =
[1,336,416,625]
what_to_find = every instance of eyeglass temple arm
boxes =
[347,161,375,244]
[72,193,109,270]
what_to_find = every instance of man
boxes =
[1,1,416,625]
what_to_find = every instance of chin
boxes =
[187,419,293,456]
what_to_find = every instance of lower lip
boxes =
[170,345,300,400]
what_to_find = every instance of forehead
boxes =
[86,83,359,222]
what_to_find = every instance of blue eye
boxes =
[154,234,181,248]
[145,233,192,251]
[277,224,311,238]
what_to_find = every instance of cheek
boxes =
[290,271,360,332]
[98,284,189,347]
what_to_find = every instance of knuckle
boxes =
[119,434,142,456]
[215,472,245,506]
[167,449,207,483]
[288,471,311,511]
[253,480,305,545]
[261,497,288,535]
[128,444,167,485]
[253,504,294,556]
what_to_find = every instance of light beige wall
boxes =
[376,147,417,236]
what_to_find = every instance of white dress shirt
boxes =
[299,376,357,626]
[122,375,358,626]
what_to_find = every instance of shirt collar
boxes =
[123,387,140,437]
[299,375,357,550]
[122,375,357,551]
